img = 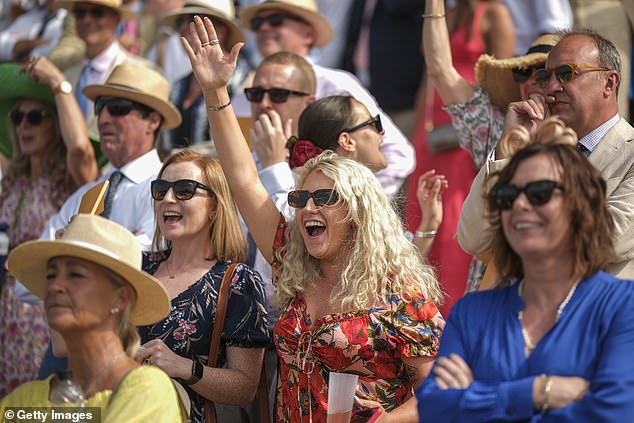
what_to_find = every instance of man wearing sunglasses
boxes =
[236,0,415,199]
[459,29,634,280]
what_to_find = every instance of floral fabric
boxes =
[271,216,445,422]
[139,255,270,423]
[0,162,74,397]
[444,87,504,293]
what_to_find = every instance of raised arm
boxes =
[24,57,98,186]
[423,0,474,106]
[182,16,281,262]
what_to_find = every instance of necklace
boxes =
[517,279,579,356]
[83,351,127,396]
[165,260,176,279]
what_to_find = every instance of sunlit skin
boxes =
[253,9,314,58]
[96,96,161,168]
[13,99,58,168]
[250,62,314,134]
[295,170,353,269]
[154,161,216,245]
[74,3,120,58]
[45,256,128,334]
[500,154,574,265]
[341,100,386,172]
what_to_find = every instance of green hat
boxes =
[0,63,106,166]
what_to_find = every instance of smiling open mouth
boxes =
[163,211,182,223]
[305,220,326,236]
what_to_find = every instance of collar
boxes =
[82,42,121,74]
[578,114,620,153]
[110,149,161,184]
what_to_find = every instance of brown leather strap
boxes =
[204,263,239,423]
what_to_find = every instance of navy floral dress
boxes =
[139,253,270,423]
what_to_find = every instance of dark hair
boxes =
[296,95,356,150]
[487,140,614,285]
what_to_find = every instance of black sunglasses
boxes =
[490,180,564,211]
[249,13,305,31]
[340,115,382,135]
[151,179,213,201]
[534,63,610,86]
[511,66,543,83]
[73,6,107,19]
[9,109,52,126]
[288,189,339,208]
[244,86,309,104]
[94,98,150,117]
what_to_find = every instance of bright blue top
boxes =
[416,271,634,422]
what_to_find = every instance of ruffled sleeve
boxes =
[222,263,270,348]
[372,294,445,358]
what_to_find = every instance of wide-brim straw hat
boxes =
[83,63,182,129]
[239,0,333,47]
[475,33,561,111]
[0,63,105,164]
[56,0,135,21]
[7,214,170,326]
[162,0,245,49]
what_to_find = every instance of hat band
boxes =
[525,44,553,55]
[105,82,144,93]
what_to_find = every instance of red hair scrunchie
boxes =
[288,139,324,169]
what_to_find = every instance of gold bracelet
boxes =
[208,100,231,112]
[415,230,437,238]
[421,13,445,19]
[541,375,553,414]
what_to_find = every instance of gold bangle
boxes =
[541,375,553,413]
[421,13,445,19]
[208,100,231,112]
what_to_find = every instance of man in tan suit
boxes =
[458,29,634,281]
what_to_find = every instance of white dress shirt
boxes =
[41,149,162,250]
[0,6,66,61]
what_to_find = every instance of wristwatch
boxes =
[183,360,203,385]
[52,80,73,96]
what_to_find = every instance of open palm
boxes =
[181,15,243,92]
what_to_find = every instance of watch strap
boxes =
[182,360,203,385]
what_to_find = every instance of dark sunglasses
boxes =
[244,86,309,103]
[9,109,52,126]
[490,180,564,211]
[151,179,213,201]
[94,98,150,117]
[534,63,610,86]
[340,115,382,134]
[511,66,543,83]
[288,189,339,208]
[249,13,305,31]
[73,6,107,19]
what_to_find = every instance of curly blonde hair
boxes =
[276,152,443,309]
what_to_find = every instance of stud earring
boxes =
[110,306,120,315]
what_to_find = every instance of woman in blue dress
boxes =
[417,118,634,422]
[136,149,269,423]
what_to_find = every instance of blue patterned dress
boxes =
[139,254,270,423]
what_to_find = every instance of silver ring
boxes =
[201,39,220,47]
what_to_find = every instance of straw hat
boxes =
[56,0,135,21]
[0,63,105,164]
[83,63,182,129]
[7,214,170,326]
[475,34,561,111]
[162,0,245,49]
[239,0,333,47]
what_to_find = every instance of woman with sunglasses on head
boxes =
[182,16,445,422]
[136,149,269,423]
[417,117,634,422]
[0,60,99,396]
[0,215,184,421]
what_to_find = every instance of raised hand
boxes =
[181,15,243,93]
[251,110,292,168]
[416,169,447,233]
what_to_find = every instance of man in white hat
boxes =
[235,0,415,199]
[55,0,153,131]
[459,29,634,280]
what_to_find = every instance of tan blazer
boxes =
[64,44,156,136]
[458,118,634,280]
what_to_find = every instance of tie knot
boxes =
[109,170,124,185]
